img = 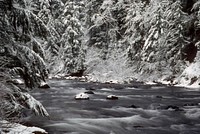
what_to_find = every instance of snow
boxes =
[175,52,200,88]
[145,81,157,85]
[22,93,49,116]
[40,81,48,86]
[0,120,47,134]
[11,78,24,85]
[84,47,134,84]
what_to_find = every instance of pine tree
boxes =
[138,0,169,77]
[163,0,190,75]
[0,0,49,122]
[57,0,85,75]
[123,0,147,70]
[122,0,191,81]
[87,0,118,59]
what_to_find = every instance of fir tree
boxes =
[0,0,49,122]
[58,0,85,74]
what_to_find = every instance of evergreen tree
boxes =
[57,0,85,74]
[163,0,190,75]
[139,0,169,77]
[123,0,147,70]
[0,0,49,122]
[88,0,118,59]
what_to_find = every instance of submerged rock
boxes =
[128,104,139,109]
[106,95,118,100]
[75,93,89,100]
[184,103,199,107]
[84,90,95,94]
[86,87,96,90]
[155,95,163,99]
[133,125,144,128]
[165,105,183,111]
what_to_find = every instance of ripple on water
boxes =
[27,79,200,134]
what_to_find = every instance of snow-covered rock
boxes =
[0,120,47,134]
[145,81,157,85]
[106,95,118,100]
[75,93,89,100]
[10,78,24,85]
[105,80,120,84]
[39,81,50,88]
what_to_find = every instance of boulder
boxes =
[155,95,163,99]
[0,121,47,134]
[75,93,89,100]
[8,78,24,85]
[38,81,50,89]
[69,69,85,77]
[106,95,118,100]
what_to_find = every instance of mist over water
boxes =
[25,79,200,134]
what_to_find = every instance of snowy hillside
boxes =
[0,0,200,91]
[41,0,200,85]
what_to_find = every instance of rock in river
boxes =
[84,90,95,94]
[38,81,50,89]
[106,95,118,100]
[75,93,89,100]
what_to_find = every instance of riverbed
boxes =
[24,79,200,134]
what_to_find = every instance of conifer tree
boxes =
[58,0,85,74]
[0,0,49,122]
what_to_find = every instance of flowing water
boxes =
[24,79,200,134]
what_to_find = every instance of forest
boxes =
[1,0,200,133]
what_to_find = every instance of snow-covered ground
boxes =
[175,52,200,88]
[0,120,47,134]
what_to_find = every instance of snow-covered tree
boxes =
[192,0,200,44]
[121,0,192,81]
[163,0,190,75]
[54,0,85,75]
[123,0,147,69]
[0,0,49,123]
[86,0,118,59]
[136,0,170,78]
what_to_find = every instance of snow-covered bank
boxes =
[175,52,200,88]
[0,120,47,134]
[49,51,200,89]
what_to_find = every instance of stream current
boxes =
[24,79,200,134]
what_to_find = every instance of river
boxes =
[24,79,200,134]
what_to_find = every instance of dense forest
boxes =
[1,0,200,132]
